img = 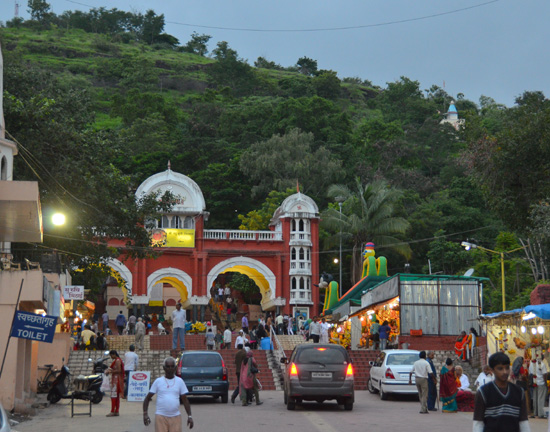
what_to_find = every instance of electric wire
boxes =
[63,0,501,33]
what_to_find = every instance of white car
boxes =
[367,349,421,400]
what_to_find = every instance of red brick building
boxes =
[106,166,320,321]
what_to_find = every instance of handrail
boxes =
[269,325,286,366]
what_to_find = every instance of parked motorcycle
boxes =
[47,353,109,405]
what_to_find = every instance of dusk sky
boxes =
[1,0,548,107]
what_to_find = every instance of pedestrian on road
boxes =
[128,314,137,335]
[102,311,109,333]
[143,357,194,431]
[106,350,124,417]
[223,326,232,349]
[529,354,547,419]
[409,350,432,414]
[123,345,139,398]
[135,317,146,350]
[426,351,438,411]
[115,311,127,335]
[240,351,262,406]
[172,302,187,351]
[231,344,246,403]
[473,352,530,432]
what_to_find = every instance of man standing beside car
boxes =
[143,357,194,431]
[409,351,432,414]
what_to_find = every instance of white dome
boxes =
[135,167,206,214]
[271,192,319,224]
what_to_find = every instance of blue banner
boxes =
[11,311,57,343]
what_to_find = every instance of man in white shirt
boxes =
[143,357,194,431]
[223,326,232,349]
[529,356,548,418]
[235,330,248,349]
[474,365,494,390]
[224,286,231,300]
[123,345,139,398]
[320,318,330,344]
[409,351,432,414]
[171,303,187,351]
[309,318,320,343]
[455,366,471,391]
[217,286,224,303]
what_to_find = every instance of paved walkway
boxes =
[11,391,550,432]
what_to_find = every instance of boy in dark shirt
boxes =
[473,352,530,432]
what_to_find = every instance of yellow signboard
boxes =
[151,229,195,248]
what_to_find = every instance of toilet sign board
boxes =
[11,311,57,343]
[128,371,151,402]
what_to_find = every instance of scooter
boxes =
[47,353,109,405]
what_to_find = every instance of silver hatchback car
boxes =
[281,344,354,411]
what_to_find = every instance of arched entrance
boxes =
[147,268,193,307]
[207,257,276,309]
[106,258,133,303]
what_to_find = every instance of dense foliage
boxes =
[2,5,549,311]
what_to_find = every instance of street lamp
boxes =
[461,241,527,311]
[335,196,345,298]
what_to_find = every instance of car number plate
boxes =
[193,386,212,391]
[311,372,332,379]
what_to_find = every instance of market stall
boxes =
[349,274,486,350]
[479,304,550,363]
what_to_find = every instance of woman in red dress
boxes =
[106,350,124,417]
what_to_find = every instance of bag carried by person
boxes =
[251,365,259,374]
[100,373,111,393]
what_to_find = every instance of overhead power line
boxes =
[64,0,501,33]
[165,1,500,33]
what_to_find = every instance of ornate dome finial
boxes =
[167,160,171,170]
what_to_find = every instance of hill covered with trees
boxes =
[2,2,550,312]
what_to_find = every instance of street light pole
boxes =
[335,197,345,299]
[461,241,527,311]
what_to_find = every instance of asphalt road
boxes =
[12,391,550,432]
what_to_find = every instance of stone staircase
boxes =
[67,334,279,389]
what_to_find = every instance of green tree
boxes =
[208,41,257,96]
[321,179,412,283]
[296,56,317,76]
[463,91,550,231]
[239,128,343,198]
[27,0,51,22]
[238,189,295,230]
[312,70,341,100]
[181,32,211,56]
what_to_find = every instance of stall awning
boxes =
[480,304,550,320]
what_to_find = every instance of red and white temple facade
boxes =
[106,166,320,321]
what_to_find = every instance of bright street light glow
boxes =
[333,258,339,264]
[52,213,66,226]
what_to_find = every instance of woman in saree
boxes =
[239,351,262,406]
[440,358,458,413]
[106,349,124,417]
[454,331,468,361]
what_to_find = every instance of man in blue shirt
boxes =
[115,311,127,335]
[378,321,391,350]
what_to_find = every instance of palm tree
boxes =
[322,179,411,284]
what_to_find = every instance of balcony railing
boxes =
[203,230,283,241]
[290,232,311,242]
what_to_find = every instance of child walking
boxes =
[473,352,531,432]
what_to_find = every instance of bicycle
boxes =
[37,364,59,394]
